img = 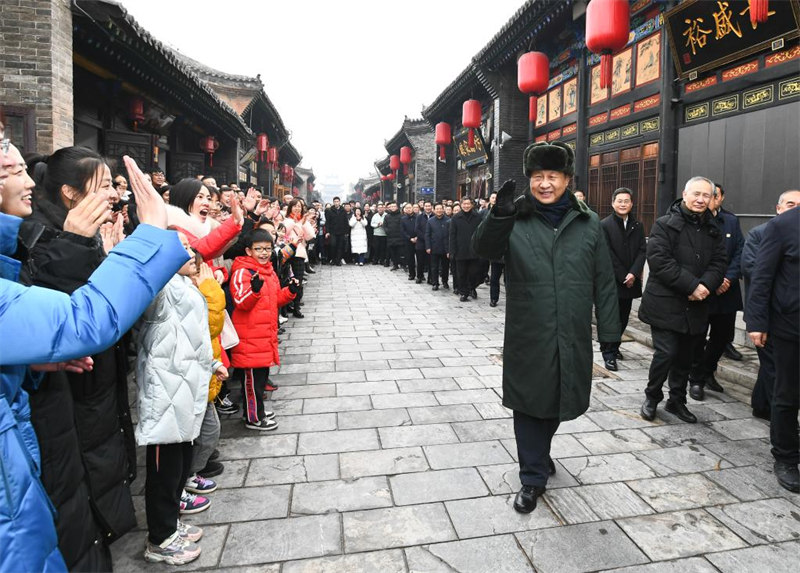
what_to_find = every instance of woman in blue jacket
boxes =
[0,149,190,573]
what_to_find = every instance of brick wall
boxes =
[0,0,74,152]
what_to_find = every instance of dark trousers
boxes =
[415,250,427,280]
[429,253,449,286]
[316,234,325,263]
[389,244,403,268]
[372,236,387,263]
[289,257,304,304]
[689,312,737,385]
[242,367,269,424]
[146,441,193,544]
[751,340,776,418]
[489,261,504,302]
[456,258,483,295]
[645,327,705,404]
[771,336,799,465]
[330,234,346,265]
[513,411,560,487]
[600,298,633,354]
[405,243,417,278]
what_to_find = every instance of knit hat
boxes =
[523,142,575,177]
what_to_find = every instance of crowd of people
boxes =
[0,128,798,572]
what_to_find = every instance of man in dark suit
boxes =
[745,203,800,493]
[599,187,646,371]
[449,197,485,302]
[742,190,800,419]
[414,201,433,284]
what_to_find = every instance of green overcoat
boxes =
[472,191,620,421]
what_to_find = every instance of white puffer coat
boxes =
[349,216,368,254]
[134,274,213,445]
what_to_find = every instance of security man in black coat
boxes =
[746,205,800,493]
[449,196,485,302]
[599,187,646,371]
[425,202,450,290]
[324,197,349,266]
[639,176,727,424]
[414,201,433,284]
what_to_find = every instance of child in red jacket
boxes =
[229,229,298,430]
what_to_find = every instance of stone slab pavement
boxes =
[113,263,799,572]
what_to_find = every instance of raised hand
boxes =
[493,179,517,217]
[230,194,245,226]
[124,155,167,229]
[243,189,259,213]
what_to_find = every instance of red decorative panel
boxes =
[589,111,609,126]
[721,60,759,82]
[765,45,800,68]
[634,94,661,112]
[547,128,562,141]
[562,123,578,136]
[610,104,632,120]
[535,134,547,142]
[684,76,718,93]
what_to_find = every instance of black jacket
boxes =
[449,208,484,260]
[745,207,799,341]
[415,212,433,251]
[324,206,349,235]
[401,214,417,244]
[707,208,744,314]
[383,210,404,247]
[425,215,450,255]
[17,198,136,571]
[600,213,646,299]
[638,200,727,335]
[741,220,768,293]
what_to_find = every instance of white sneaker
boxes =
[144,531,201,565]
[177,520,203,542]
[278,315,288,325]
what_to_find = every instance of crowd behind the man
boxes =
[0,131,797,571]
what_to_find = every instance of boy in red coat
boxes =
[230,229,298,430]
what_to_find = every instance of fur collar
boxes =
[166,204,220,238]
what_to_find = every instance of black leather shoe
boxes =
[415,277,423,284]
[723,342,743,361]
[665,400,697,423]
[604,358,618,371]
[209,449,220,461]
[432,285,439,291]
[292,310,305,319]
[640,398,658,421]
[774,461,800,493]
[513,485,546,514]
[460,294,470,302]
[615,350,624,360]
[306,267,316,274]
[705,375,724,393]
[199,460,224,478]
[408,275,415,280]
[548,456,556,476]
[470,289,478,299]
[752,408,771,421]
[442,283,449,290]
[277,327,285,335]
[689,383,705,401]
[490,300,498,307]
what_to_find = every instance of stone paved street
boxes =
[113,264,800,572]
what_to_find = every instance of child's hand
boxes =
[251,273,264,293]
[215,365,229,380]
[195,262,214,284]
[287,277,300,294]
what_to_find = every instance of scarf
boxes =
[534,193,572,228]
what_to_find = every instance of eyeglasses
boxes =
[252,246,273,253]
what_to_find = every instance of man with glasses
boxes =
[599,188,646,370]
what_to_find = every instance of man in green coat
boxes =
[473,142,620,513]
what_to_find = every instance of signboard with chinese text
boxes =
[454,128,489,168]
[665,0,800,80]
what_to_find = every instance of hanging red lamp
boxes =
[256,133,269,162]
[389,154,400,172]
[129,96,145,132]
[387,173,396,181]
[400,146,412,175]
[518,52,550,123]
[200,135,219,167]
[585,0,630,90]
[750,0,769,24]
[435,122,451,161]
[462,99,481,148]
[267,146,278,168]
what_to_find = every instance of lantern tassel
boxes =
[529,96,537,123]
[404,165,408,175]
[600,53,612,90]
[751,0,768,24]
[439,146,446,161]
[209,154,213,168]
[468,128,475,148]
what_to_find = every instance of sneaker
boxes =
[215,395,239,415]
[245,418,278,431]
[177,520,203,543]
[179,491,210,514]
[185,474,217,495]
[265,380,279,392]
[144,531,201,565]
[278,315,288,325]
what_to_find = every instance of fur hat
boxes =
[523,142,575,177]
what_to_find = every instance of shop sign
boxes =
[742,85,774,108]
[665,0,800,80]
[779,76,800,99]
[685,102,710,122]
[454,128,489,168]
[712,95,739,115]
[640,117,661,133]
[418,187,434,195]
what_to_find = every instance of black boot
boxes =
[513,485,546,514]
[640,398,658,421]
[665,400,697,423]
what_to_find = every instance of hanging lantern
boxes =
[462,99,481,148]
[389,154,400,172]
[518,52,550,123]
[129,96,145,132]
[380,175,388,181]
[585,0,630,90]
[200,136,219,167]
[256,133,269,162]
[387,173,396,181]
[435,122,452,162]
[750,0,769,25]
[267,146,278,168]
[400,146,412,175]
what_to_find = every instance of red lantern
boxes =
[586,0,630,90]
[129,97,145,132]
[400,146,412,174]
[256,133,269,162]
[462,99,481,148]
[380,175,388,181]
[267,146,278,167]
[518,52,550,123]
[750,0,769,25]
[389,154,400,172]
[200,136,219,167]
[387,173,396,181]
[435,122,451,161]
